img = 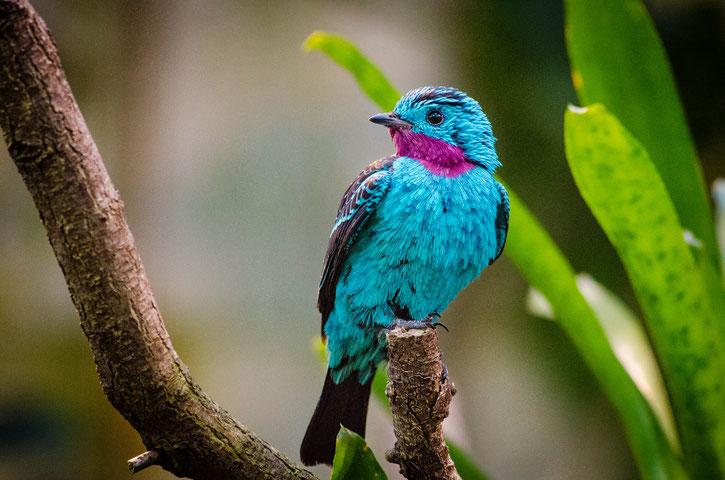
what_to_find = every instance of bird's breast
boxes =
[334,156,500,323]
[374,157,499,275]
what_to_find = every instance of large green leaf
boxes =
[565,104,725,477]
[564,0,718,272]
[305,31,685,480]
[331,427,387,480]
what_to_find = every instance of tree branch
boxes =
[385,327,461,480]
[0,1,315,478]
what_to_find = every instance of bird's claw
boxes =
[422,312,449,332]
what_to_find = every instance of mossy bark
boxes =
[0,1,315,478]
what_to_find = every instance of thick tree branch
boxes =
[0,1,316,478]
[385,327,461,480]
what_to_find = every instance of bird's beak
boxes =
[369,112,413,129]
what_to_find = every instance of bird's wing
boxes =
[490,181,510,265]
[318,156,396,337]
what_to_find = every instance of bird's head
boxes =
[369,86,499,174]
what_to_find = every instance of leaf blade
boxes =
[565,104,725,477]
[564,0,718,271]
[331,427,388,480]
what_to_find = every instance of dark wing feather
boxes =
[489,181,510,265]
[318,156,396,337]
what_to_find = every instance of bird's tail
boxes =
[300,368,373,466]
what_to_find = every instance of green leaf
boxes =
[565,104,725,477]
[303,31,400,111]
[331,427,388,480]
[305,31,686,480]
[564,0,718,272]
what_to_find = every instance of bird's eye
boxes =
[426,110,444,125]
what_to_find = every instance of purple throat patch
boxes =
[391,129,475,177]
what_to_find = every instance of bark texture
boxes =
[0,1,315,478]
[385,327,461,480]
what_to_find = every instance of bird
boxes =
[300,86,509,466]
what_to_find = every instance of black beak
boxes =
[369,112,413,129]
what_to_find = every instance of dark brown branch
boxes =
[0,1,315,478]
[385,327,461,480]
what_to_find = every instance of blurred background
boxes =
[0,1,723,478]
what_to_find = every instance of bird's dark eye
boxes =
[426,110,444,125]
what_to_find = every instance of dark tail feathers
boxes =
[300,368,372,466]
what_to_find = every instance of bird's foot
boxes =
[392,319,433,330]
[392,319,450,331]
[377,313,447,343]
[394,312,447,331]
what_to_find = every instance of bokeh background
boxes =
[1,1,723,479]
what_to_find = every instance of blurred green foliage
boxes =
[306,0,725,476]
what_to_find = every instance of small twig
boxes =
[128,450,162,473]
[385,327,461,480]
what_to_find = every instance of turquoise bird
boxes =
[301,86,509,466]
